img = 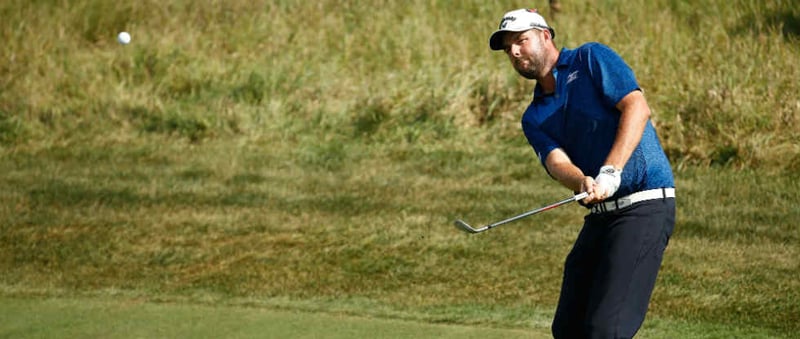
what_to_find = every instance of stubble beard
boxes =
[512,38,548,80]
[515,60,541,80]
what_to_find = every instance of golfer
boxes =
[489,8,676,338]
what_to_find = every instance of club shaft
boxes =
[485,192,588,229]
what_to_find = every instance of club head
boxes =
[454,219,484,234]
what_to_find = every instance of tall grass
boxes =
[1,0,799,336]
[2,0,798,169]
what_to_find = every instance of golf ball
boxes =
[117,32,131,45]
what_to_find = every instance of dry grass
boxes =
[2,0,799,336]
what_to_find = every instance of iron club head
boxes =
[453,193,587,234]
[454,220,486,234]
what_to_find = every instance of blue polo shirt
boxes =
[521,42,674,200]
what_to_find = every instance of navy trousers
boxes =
[552,198,676,339]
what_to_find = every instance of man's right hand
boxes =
[580,176,600,204]
[581,168,620,204]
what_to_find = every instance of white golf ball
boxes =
[117,32,131,45]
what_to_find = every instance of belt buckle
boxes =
[616,198,632,210]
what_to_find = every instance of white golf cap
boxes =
[489,8,555,50]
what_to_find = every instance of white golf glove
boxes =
[595,165,622,198]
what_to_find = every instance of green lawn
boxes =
[0,297,538,339]
[0,296,785,338]
[1,1,798,338]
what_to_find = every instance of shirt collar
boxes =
[533,47,575,100]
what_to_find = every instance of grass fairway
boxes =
[0,297,538,339]
[1,1,799,338]
[1,141,796,338]
[0,296,783,339]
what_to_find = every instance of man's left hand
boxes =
[594,165,621,199]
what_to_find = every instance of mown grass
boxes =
[1,0,799,337]
[2,139,797,336]
[0,296,539,339]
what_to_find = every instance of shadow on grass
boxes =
[732,9,800,41]
[23,178,394,217]
[676,219,798,244]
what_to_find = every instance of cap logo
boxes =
[499,16,516,29]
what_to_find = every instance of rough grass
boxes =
[1,0,799,337]
[1,139,797,336]
[2,0,798,169]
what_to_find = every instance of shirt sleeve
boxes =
[521,108,560,170]
[583,43,641,107]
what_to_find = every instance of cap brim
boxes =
[489,27,555,50]
[489,29,522,50]
[489,30,506,50]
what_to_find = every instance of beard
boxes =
[513,58,542,80]
[515,65,538,79]
[510,38,547,80]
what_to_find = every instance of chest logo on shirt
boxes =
[566,71,579,85]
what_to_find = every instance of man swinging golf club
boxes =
[488,8,676,338]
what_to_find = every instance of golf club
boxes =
[454,192,588,234]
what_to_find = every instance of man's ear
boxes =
[544,29,554,41]
[544,29,557,47]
